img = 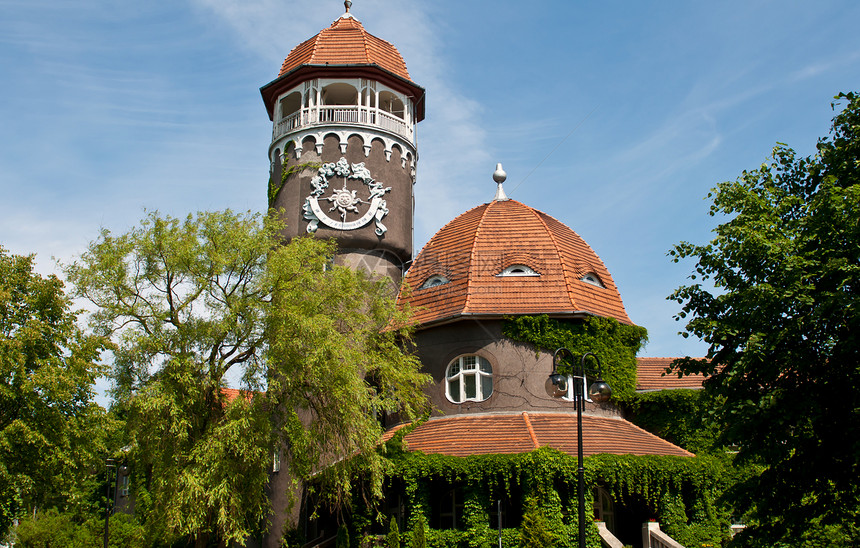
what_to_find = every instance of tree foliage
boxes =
[669,92,860,545]
[0,247,108,539]
[65,210,429,546]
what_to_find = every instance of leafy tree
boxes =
[669,92,860,546]
[0,247,108,539]
[65,210,429,546]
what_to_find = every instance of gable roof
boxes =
[383,412,693,458]
[398,199,633,327]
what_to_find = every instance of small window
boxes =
[446,355,493,403]
[420,275,449,289]
[273,448,282,473]
[498,264,539,277]
[580,273,604,287]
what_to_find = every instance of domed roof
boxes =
[398,199,634,327]
[277,14,411,81]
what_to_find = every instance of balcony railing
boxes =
[273,106,413,143]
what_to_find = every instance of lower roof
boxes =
[384,411,693,458]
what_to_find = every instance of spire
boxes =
[493,163,509,201]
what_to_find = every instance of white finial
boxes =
[493,163,509,201]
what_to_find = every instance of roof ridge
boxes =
[522,412,540,449]
[462,202,491,313]
[529,205,578,310]
[359,18,371,64]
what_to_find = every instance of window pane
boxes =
[463,356,476,370]
[448,379,461,402]
[481,374,493,398]
[448,362,460,377]
[464,375,476,399]
[478,357,492,373]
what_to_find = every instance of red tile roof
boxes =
[277,15,411,82]
[636,357,709,390]
[384,412,692,458]
[398,199,633,327]
[221,387,256,402]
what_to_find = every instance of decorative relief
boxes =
[302,157,391,236]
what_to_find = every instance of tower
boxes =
[260,1,425,286]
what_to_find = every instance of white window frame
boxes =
[497,264,539,277]
[445,355,493,403]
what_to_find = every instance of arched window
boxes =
[498,264,539,277]
[580,272,605,287]
[446,355,493,403]
[420,275,449,289]
[593,486,616,533]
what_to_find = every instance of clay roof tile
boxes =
[277,15,411,81]
[398,200,634,326]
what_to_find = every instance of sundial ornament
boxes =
[302,157,392,236]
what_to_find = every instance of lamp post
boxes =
[104,458,116,548]
[545,349,611,548]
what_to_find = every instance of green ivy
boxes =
[268,161,322,205]
[375,447,730,548]
[622,389,725,455]
[502,315,646,401]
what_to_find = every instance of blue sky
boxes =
[2,0,858,364]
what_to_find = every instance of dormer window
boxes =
[420,275,449,289]
[498,265,539,277]
[580,273,605,288]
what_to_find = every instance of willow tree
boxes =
[66,210,429,546]
[669,93,860,546]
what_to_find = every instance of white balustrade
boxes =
[642,522,685,548]
[272,106,412,142]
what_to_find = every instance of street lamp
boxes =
[546,349,611,548]
[104,458,116,548]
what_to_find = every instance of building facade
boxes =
[260,5,721,547]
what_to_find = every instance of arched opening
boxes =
[279,91,302,120]
[321,83,358,106]
[379,91,405,119]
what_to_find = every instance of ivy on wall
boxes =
[622,388,725,456]
[502,315,647,401]
[268,161,322,205]
[320,444,731,548]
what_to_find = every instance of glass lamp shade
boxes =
[545,373,568,398]
[588,379,612,402]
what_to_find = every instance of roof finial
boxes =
[493,163,509,201]
[344,0,352,13]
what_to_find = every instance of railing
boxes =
[596,521,624,548]
[273,106,413,142]
[642,521,685,548]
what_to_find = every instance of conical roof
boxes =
[398,199,634,326]
[277,15,411,81]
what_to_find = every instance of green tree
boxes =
[518,496,557,548]
[409,513,426,548]
[386,516,400,548]
[65,210,429,546]
[0,247,108,539]
[669,92,860,546]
